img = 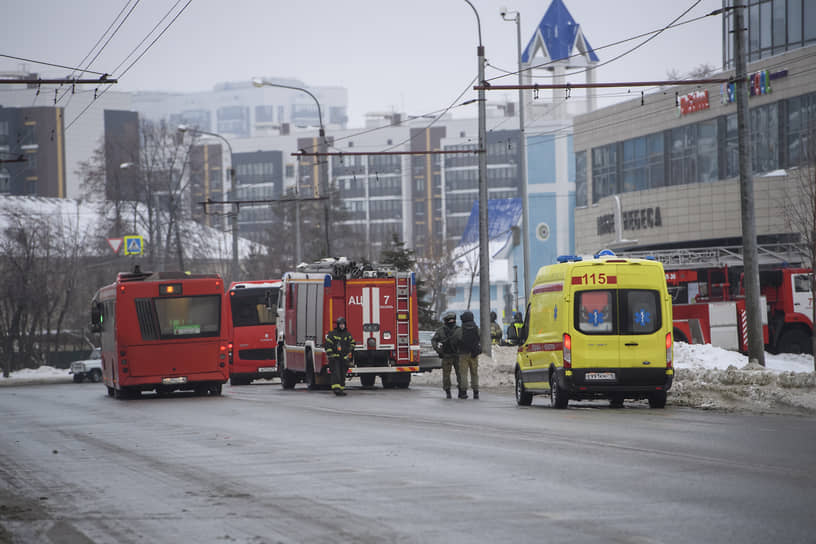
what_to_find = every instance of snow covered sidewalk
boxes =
[412,343,816,415]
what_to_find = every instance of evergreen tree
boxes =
[379,234,437,329]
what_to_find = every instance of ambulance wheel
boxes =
[550,374,568,409]
[360,374,376,388]
[515,369,532,406]
[305,352,318,390]
[648,391,667,409]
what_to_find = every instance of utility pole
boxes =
[502,8,531,308]
[464,0,492,357]
[734,0,765,366]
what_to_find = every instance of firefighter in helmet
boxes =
[489,310,503,345]
[325,316,356,396]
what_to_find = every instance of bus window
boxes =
[230,287,279,327]
[154,295,221,338]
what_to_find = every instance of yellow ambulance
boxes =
[514,251,674,409]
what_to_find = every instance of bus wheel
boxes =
[550,374,568,409]
[648,391,667,409]
[360,374,376,388]
[515,369,532,406]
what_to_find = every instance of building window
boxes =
[575,150,587,207]
[591,144,617,203]
[670,125,697,186]
[751,102,779,173]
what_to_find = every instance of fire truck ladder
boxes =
[395,273,412,363]
[620,243,805,270]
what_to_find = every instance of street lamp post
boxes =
[252,78,330,260]
[464,0,492,357]
[501,7,531,311]
[177,125,239,282]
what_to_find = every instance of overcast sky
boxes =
[2,0,724,128]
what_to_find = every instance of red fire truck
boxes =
[664,264,812,354]
[276,259,421,390]
[90,268,230,398]
[225,280,282,385]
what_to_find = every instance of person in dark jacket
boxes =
[324,317,355,396]
[453,310,481,399]
[431,312,462,399]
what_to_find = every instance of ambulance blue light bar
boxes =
[557,255,583,263]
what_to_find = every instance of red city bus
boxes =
[90,268,229,399]
[225,280,282,385]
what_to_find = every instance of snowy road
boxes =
[1,381,815,543]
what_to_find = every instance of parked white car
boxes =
[70,348,102,383]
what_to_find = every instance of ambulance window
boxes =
[576,290,614,334]
[619,289,661,334]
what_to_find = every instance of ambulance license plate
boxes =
[585,372,615,381]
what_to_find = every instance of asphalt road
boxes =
[1,381,815,544]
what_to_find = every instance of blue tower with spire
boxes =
[521,0,599,119]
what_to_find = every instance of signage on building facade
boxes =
[597,207,662,236]
[678,90,710,116]
[720,69,788,104]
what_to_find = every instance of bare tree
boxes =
[0,208,92,375]
[779,115,816,368]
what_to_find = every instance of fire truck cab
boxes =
[276,259,421,390]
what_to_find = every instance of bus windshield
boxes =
[230,287,279,327]
[152,295,221,338]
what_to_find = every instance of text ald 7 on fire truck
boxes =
[276,259,421,389]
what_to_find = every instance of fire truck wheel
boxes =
[210,384,223,396]
[279,353,297,390]
[382,373,410,389]
[648,391,667,409]
[360,374,376,388]
[305,351,318,390]
[778,329,812,355]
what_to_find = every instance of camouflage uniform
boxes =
[431,313,461,398]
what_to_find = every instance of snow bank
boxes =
[413,343,816,415]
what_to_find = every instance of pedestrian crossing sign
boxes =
[123,235,144,256]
